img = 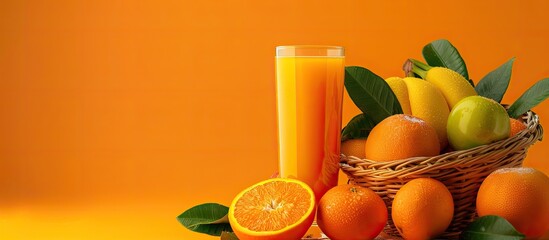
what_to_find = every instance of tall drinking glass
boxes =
[275,46,345,202]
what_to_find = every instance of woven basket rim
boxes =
[341,110,543,172]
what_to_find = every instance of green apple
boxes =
[447,96,510,150]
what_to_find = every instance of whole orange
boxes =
[341,138,367,159]
[509,118,527,137]
[392,178,454,240]
[317,184,387,240]
[365,114,440,161]
[476,167,549,238]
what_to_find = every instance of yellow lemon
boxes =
[403,77,450,149]
[385,77,412,115]
[424,67,477,109]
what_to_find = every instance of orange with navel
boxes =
[317,184,387,240]
[365,114,440,161]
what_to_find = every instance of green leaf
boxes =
[220,231,239,240]
[460,215,525,240]
[508,78,549,118]
[475,58,515,103]
[341,113,376,141]
[422,39,473,86]
[177,203,232,236]
[344,66,402,124]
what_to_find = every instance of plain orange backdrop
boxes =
[1,1,549,239]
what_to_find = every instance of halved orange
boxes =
[228,178,316,240]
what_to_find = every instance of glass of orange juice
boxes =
[275,46,345,202]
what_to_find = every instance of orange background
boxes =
[1,1,549,239]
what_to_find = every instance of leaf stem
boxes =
[411,62,428,79]
[409,59,432,71]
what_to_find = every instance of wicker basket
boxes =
[340,110,543,239]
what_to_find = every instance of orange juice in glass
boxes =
[275,46,345,201]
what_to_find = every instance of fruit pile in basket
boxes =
[341,41,547,156]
